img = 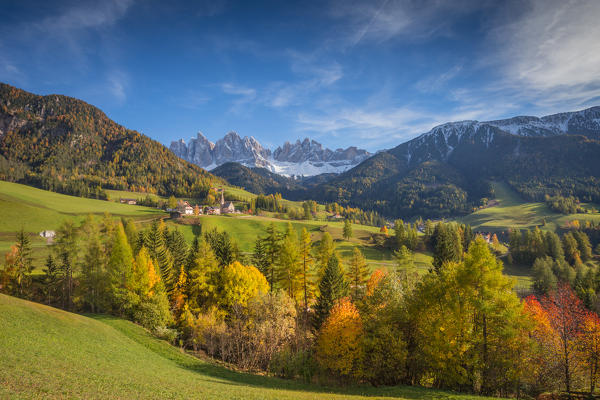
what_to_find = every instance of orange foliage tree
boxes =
[577,311,600,394]
[315,298,363,380]
[526,284,587,393]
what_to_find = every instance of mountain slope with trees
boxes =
[312,110,600,218]
[0,83,223,199]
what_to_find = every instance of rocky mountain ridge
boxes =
[170,132,371,176]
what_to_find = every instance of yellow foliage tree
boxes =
[220,261,269,310]
[315,298,363,380]
[380,226,388,235]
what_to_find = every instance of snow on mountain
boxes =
[170,132,371,177]
[398,106,600,165]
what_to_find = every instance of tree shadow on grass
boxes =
[91,314,486,400]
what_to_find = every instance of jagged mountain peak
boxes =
[170,132,371,176]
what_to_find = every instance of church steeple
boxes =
[220,190,224,206]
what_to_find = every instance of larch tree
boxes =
[107,222,137,316]
[277,223,302,302]
[343,219,353,241]
[315,298,363,380]
[316,231,334,275]
[79,216,107,313]
[13,228,34,297]
[347,247,369,300]
[299,228,314,313]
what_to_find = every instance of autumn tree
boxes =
[299,228,314,313]
[540,283,586,393]
[315,298,363,381]
[277,223,302,302]
[107,222,137,316]
[187,236,220,310]
[79,216,107,312]
[347,247,369,300]
[410,238,529,393]
[220,261,269,311]
[315,232,334,275]
[577,311,600,394]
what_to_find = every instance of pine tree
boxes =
[55,221,78,310]
[299,228,314,313]
[123,218,138,253]
[79,216,107,313]
[545,231,565,261]
[168,229,189,271]
[42,254,59,306]
[186,235,200,273]
[394,245,416,287]
[394,219,406,248]
[155,239,175,293]
[261,223,281,290]
[13,228,33,297]
[313,253,348,331]
[204,229,239,267]
[316,232,334,275]
[433,223,463,272]
[563,232,580,265]
[277,223,302,301]
[343,219,353,241]
[573,231,593,262]
[347,247,369,300]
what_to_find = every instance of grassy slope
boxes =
[168,214,427,273]
[459,182,600,233]
[0,294,494,400]
[0,180,165,261]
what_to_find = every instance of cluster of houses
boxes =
[168,191,237,218]
[119,198,137,205]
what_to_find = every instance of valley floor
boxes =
[0,294,496,400]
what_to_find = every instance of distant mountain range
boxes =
[2,81,600,219]
[170,132,371,176]
[206,106,600,218]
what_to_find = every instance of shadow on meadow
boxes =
[91,315,483,400]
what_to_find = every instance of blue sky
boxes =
[1,0,599,151]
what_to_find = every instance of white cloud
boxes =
[329,0,489,46]
[487,0,600,111]
[415,64,463,93]
[107,71,128,103]
[221,83,256,98]
[38,0,134,32]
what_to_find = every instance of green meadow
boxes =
[167,214,406,272]
[0,180,165,261]
[458,182,600,233]
[0,293,497,400]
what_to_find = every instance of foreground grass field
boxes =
[0,294,496,400]
[459,182,600,233]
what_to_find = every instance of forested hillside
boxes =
[0,83,223,199]
[313,123,600,218]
